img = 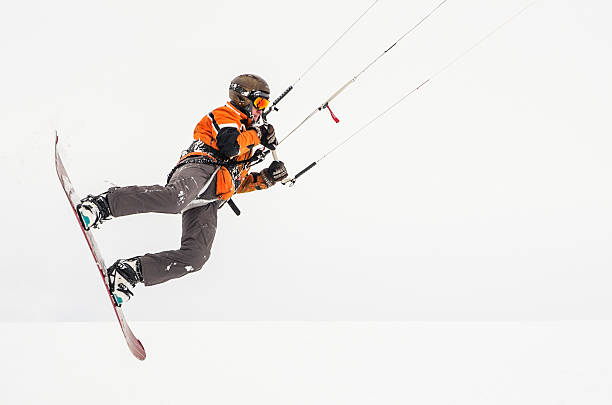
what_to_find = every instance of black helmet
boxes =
[229,74,270,117]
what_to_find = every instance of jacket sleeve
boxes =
[236,172,270,194]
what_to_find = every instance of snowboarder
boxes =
[76,74,288,306]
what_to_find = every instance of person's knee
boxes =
[181,247,211,272]
[164,183,192,214]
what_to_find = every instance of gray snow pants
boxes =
[106,163,220,286]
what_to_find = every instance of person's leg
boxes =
[108,163,218,216]
[138,201,219,286]
[91,162,220,303]
[78,163,218,230]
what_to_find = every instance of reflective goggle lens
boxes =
[253,97,270,110]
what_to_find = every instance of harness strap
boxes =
[166,156,222,185]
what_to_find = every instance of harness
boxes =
[166,144,267,185]
[166,139,268,217]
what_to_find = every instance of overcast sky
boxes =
[1,0,611,322]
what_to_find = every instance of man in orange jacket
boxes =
[76,74,288,306]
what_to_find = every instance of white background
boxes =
[2,321,612,404]
[1,0,611,402]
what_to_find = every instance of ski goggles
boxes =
[252,96,270,111]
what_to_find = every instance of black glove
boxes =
[258,124,277,150]
[261,161,288,186]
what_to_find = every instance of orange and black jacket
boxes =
[178,102,270,200]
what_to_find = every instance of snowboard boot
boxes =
[77,192,112,230]
[107,257,143,307]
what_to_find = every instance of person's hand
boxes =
[261,161,288,186]
[258,124,277,150]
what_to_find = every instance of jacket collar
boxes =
[227,102,248,119]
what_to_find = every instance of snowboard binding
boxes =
[77,193,112,230]
[107,258,143,307]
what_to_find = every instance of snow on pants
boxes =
[106,163,220,286]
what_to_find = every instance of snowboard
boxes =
[54,134,146,360]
